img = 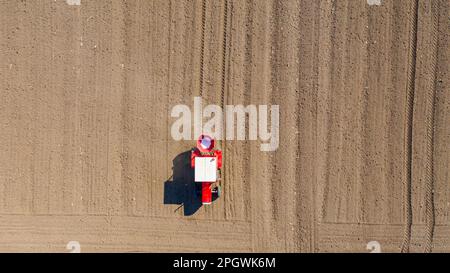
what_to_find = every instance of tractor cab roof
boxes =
[197,134,215,152]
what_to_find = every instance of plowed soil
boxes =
[0,0,448,252]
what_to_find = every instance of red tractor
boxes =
[190,135,222,205]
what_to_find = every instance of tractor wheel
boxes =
[214,186,221,198]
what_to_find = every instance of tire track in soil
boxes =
[430,0,450,246]
[315,0,333,250]
[220,0,229,110]
[242,0,253,221]
[308,0,320,253]
[198,0,207,98]
[107,0,127,216]
[220,0,230,219]
[268,0,281,236]
[165,0,172,218]
[419,0,440,253]
[120,0,133,216]
[293,0,320,252]
[400,0,418,253]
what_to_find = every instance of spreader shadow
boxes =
[163,150,202,216]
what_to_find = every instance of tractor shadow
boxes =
[163,150,202,216]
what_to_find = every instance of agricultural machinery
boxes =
[190,135,222,205]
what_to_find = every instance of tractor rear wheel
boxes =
[212,185,221,199]
[216,186,221,198]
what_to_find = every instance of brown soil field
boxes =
[0,0,448,252]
